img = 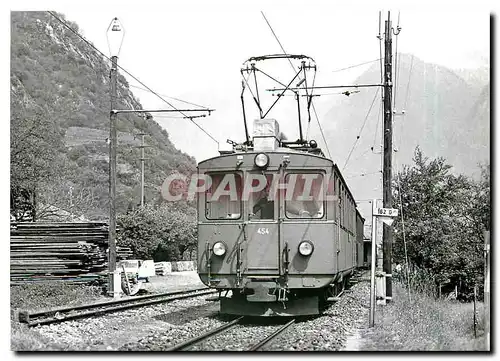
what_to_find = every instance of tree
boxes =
[393,147,488,297]
[10,99,64,221]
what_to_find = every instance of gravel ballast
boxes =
[18,273,371,351]
[123,280,370,351]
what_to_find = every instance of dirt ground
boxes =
[142,271,205,293]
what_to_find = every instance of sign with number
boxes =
[374,208,399,217]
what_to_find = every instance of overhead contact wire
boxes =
[47,11,219,147]
[342,87,380,171]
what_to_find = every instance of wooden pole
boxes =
[108,55,118,296]
[473,285,477,338]
[382,11,394,302]
[369,199,377,327]
[484,230,490,350]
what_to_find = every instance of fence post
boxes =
[483,230,490,350]
[473,285,477,338]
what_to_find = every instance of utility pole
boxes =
[382,12,394,302]
[107,17,124,298]
[136,132,150,207]
[369,200,398,326]
[108,53,118,296]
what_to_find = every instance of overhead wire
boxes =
[128,84,210,110]
[345,170,382,179]
[331,59,381,73]
[393,12,401,116]
[378,11,384,84]
[153,115,191,119]
[351,147,373,163]
[260,11,296,74]
[261,11,332,159]
[46,11,219,147]
[399,54,414,149]
[377,12,385,198]
[390,15,411,301]
[342,87,380,171]
[311,103,332,159]
[372,101,383,151]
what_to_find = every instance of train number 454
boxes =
[257,227,270,235]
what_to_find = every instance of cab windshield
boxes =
[285,173,324,219]
[205,173,242,219]
[248,173,275,220]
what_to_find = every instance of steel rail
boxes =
[166,316,245,351]
[248,319,296,351]
[19,287,217,327]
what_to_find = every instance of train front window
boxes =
[248,173,275,220]
[285,173,324,219]
[205,173,242,220]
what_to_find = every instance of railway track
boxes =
[165,270,367,351]
[167,317,296,351]
[19,287,217,327]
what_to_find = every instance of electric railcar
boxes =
[196,118,365,316]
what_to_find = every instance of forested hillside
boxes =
[11,11,197,220]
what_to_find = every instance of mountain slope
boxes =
[313,54,489,217]
[10,11,197,220]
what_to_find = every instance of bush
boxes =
[117,203,196,261]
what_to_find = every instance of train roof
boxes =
[198,147,330,165]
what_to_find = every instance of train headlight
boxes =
[212,242,227,256]
[298,241,314,256]
[254,153,269,168]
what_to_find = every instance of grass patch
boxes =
[11,282,105,311]
[10,282,106,351]
[360,282,487,351]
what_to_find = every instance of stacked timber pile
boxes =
[10,222,133,284]
[155,262,172,276]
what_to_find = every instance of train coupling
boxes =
[277,287,289,302]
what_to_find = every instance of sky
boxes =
[38,1,491,162]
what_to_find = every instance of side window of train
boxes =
[205,172,242,220]
[337,180,341,223]
[340,184,347,227]
[348,199,352,232]
[326,173,335,220]
[346,192,349,229]
[346,197,349,230]
[285,173,325,219]
[348,200,351,231]
[339,184,344,226]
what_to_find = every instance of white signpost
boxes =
[369,200,399,327]
[374,207,399,216]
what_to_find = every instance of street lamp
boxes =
[106,17,124,298]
